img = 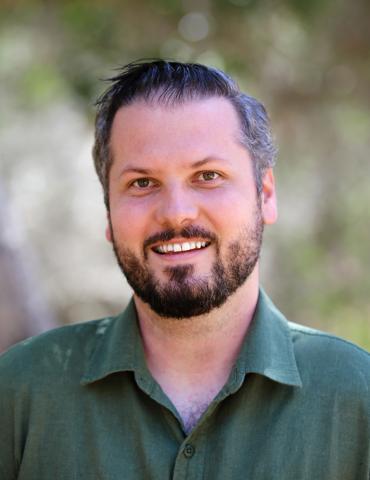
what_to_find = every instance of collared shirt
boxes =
[0,289,369,479]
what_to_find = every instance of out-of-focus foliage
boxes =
[0,0,369,349]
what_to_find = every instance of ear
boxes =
[105,214,113,243]
[260,168,277,225]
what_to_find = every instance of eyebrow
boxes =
[117,157,227,178]
[119,167,152,176]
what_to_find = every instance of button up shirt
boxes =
[0,289,369,479]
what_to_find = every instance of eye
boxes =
[196,171,221,182]
[131,178,155,189]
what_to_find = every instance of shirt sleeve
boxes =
[0,348,23,480]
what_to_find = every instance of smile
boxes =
[152,241,210,254]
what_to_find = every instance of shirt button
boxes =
[183,444,195,458]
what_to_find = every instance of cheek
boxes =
[109,202,154,247]
[201,188,255,230]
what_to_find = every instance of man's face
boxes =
[107,97,277,318]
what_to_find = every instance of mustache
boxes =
[143,225,218,250]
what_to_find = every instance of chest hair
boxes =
[176,396,215,434]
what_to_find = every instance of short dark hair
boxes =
[93,60,277,208]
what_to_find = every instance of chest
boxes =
[15,376,369,480]
[173,395,215,434]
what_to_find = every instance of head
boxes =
[93,60,277,210]
[93,60,277,318]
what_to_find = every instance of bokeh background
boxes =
[1,0,369,351]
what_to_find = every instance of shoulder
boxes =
[0,316,116,390]
[288,321,370,395]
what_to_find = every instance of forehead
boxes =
[110,97,244,157]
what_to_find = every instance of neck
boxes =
[135,277,259,368]
[134,275,259,432]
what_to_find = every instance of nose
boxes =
[154,183,199,228]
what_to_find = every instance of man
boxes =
[0,61,369,479]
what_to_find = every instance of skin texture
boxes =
[106,97,277,432]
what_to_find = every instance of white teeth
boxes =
[154,240,209,254]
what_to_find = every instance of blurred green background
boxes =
[0,0,369,350]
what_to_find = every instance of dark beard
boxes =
[109,212,264,319]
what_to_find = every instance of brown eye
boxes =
[200,171,219,181]
[133,178,152,188]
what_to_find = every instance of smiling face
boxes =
[107,96,277,318]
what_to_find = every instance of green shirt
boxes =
[0,289,369,479]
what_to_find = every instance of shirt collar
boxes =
[80,299,148,385]
[81,289,302,388]
[234,288,302,388]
